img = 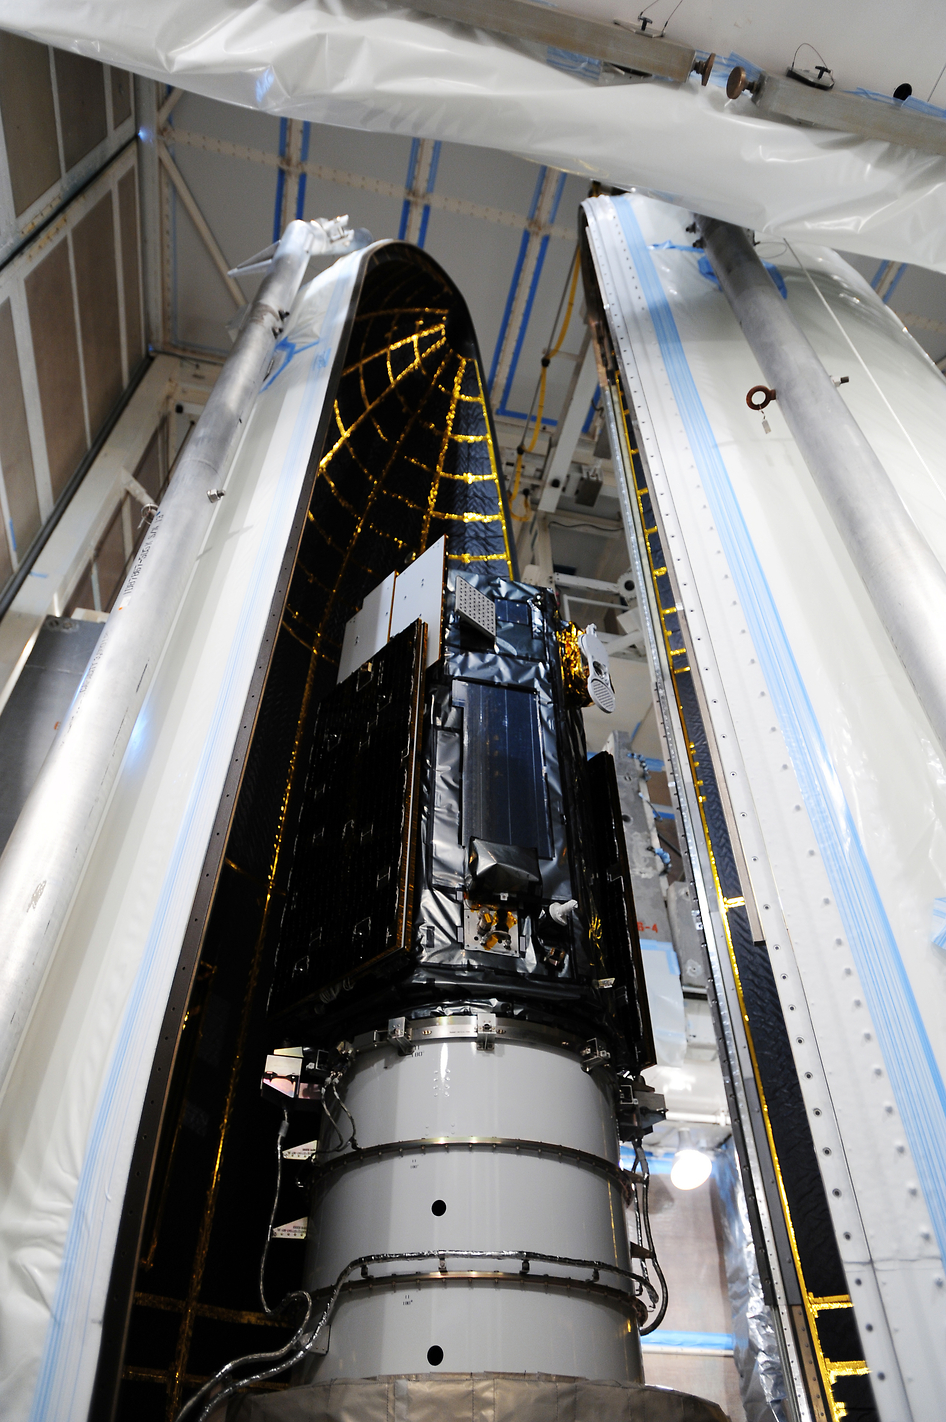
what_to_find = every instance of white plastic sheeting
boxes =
[584,190,946,1419]
[0,252,362,1422]
[5,1,946,272]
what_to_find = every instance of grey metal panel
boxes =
[25,236,87,499]
[54,50,108,173]
[0,616,103,854]
[109,68,132,128]
[0,297,40,559]
[72,190,123,434]
[610,733,672,947]
[753,73,946,158]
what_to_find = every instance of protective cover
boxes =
[227,1371,729,1421]
[0,234,515,1422]
[4,1,946,270]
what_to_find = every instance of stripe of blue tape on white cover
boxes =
[611,194,946,1266]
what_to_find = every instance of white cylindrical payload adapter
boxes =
[300,1016,644,1382]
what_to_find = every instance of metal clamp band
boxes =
[353,1013,588,1056]
[316,1267,649,1326]
[301,1133,646,1234]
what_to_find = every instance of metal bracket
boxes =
[580,1037,611,1072]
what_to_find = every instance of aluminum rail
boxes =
[0,219,326,1096]
[698,215,946,757]
[405,0,697,84]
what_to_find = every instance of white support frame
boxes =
[537,330,598,511]
[0,354,213,715]
[157,139,244,307]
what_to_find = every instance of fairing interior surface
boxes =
[0,240,510,1422]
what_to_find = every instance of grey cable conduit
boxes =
[697,215,946,760]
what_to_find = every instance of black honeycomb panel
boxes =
[831,1375,877,1422]
[728,907,847,1300]
[269,620,425,1014]
[586,751,656,1072]
[815,1307,866,1363]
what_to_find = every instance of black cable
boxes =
[259,1110,288,1315]
[176,1111,314,1422]
[329,1078,359,1151]
[657,832,683,860]
[633,1143,669,1334]
[319,1071,358,1154]
[790,41,831,76]
[177,1246,651,1422]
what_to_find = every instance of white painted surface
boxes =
[639,943,687,1068]
[586,191,946,1420]
[389,535,446,666]
[538,337,599,512]
[337,571,395,683]
[303,1036,643,1383]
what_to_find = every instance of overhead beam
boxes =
[406,0,697,83]
[412,1,946,158]
[748,73,946,158]
[157,140,244,306]
[276,119,310,236]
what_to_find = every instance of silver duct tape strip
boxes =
[715,1139,788,1422]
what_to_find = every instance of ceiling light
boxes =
[670,1130,713,1190]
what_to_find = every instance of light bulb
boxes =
[670,1147,712,1190]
